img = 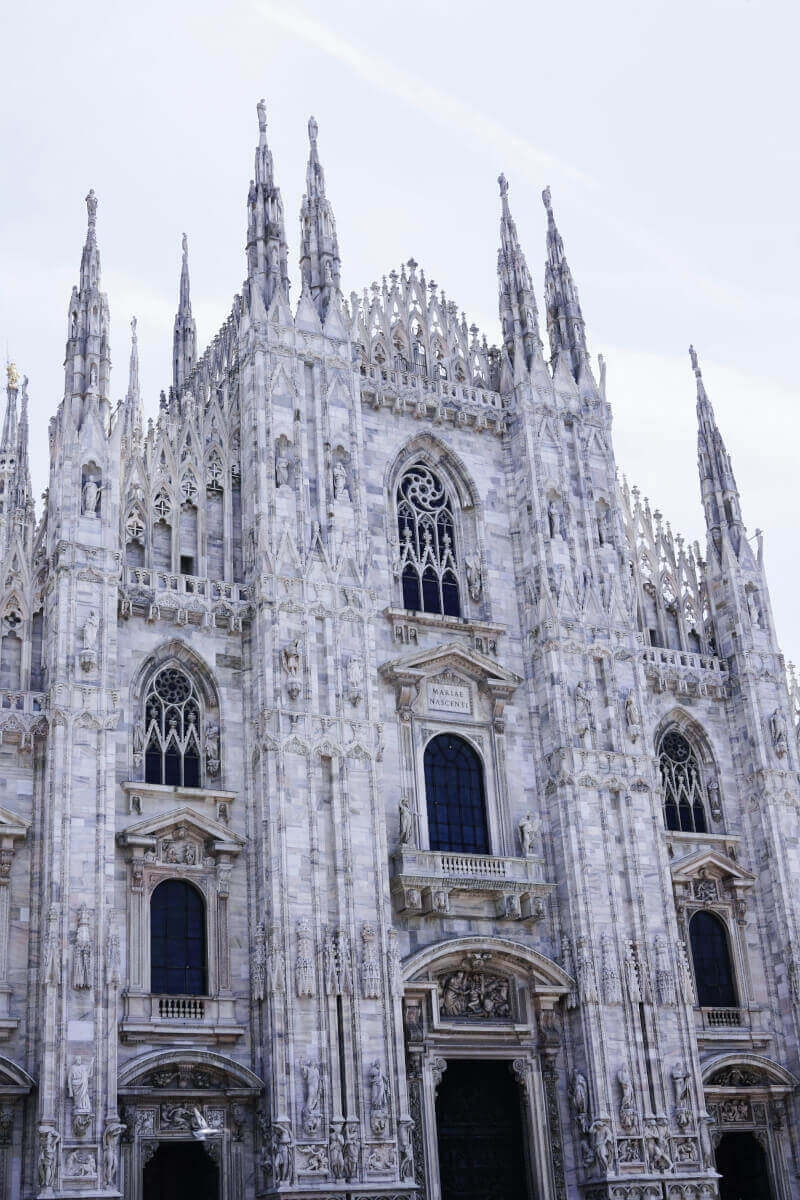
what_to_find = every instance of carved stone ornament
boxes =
[672,1060,692,1129]
[64,1148,97,1178]
[251,921,266,1002]
[368,1059,390,1136]
[295,917,316,997]
[282,639,302,700]
[324,928,352,996]
[361,923,381,999]
[439,967,511,1019]
[300,1057,322,1136]
[600,932,621,1005]
[73,904,93,990]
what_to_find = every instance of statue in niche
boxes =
[747,588,763,629]
[82,477,101,516]
[590,1119,613,1172]
[398,1121,414,1179]
[770,708,788,757]
[398,794,414,846]
[329,1124,345,1180]
[672,1060,692,1128]
[272,1123,293,1182]
[282,639,301,679]
[617,1064,636,1131]
[300,1058,322,1134]
[547,497,566,539]
[73,906,93,989]
[518,811,540,857]
[68,1056,93,1115]
[38,1127,60,1189]
[343,1124,359,1181]
[82,610,99,652]
[89,362,98,389]
[333,459,349,501]
[574,681,592,741]
[346,656,363,706]
[368,1061,389,1112]
[102,1121,126,1188]
[644,1119,672,1171]
[205,723,220,777]
[275,445,291,488]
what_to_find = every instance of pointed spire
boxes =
[173,233,197,393]
[299,115,341,318]
[1,364,18,454]
[0,367,34,555]
[542,186,591,383]
[64,190,112,419]
[124,317,143,445]
[496,174,543,381]
[246,99,290,312]
[691,345,745,556]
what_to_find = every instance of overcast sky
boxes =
[1,0,798,658]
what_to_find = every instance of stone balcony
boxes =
[120,991,245,1045]
[694,1005,770,1049]
[119,566,250,629]
[391,847,552,922]
[640,646,729,700]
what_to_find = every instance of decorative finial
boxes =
[542,185,552,214]
[498,173,508,198]
[182,232,188,258]
[689,344,700,374]
[6,363,19,389]
[131,316,137,339]
[86,189,98,229]
[308,115,318,144]
[257,98,267,134]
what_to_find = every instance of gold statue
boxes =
[6,363,19,389]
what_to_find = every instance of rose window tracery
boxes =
[144,667,202,787]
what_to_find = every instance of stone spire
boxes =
[123,316,143,445]
[496,173,543,380]
[542,186,591,383]
[0,366,34,554]
[692,345,745,557]
[63,190,112,421]
[173,233,197,393]
[246,98,290,312]
[299,115,341,318]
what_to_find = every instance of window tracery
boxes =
[144,666,202,788]
[397,466,460,617]
[658,730,708,833]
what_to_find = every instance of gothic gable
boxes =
[117,806,244,858]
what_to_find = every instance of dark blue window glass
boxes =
[424,733,489,854]
[150,879,206,996]
[690,911,737,1008]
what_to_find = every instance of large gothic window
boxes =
[397,466,461,617]
[150,879,206,995]
[689,911,737,1008]
[658,730,708,833]
[424,733,489,854]
[144,666,202,788]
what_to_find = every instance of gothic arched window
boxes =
[424,733,489,855]
[144,666,202,788]
[689,910,737,1008]
[150,879,206,995]
[397,466,460,617]
[658,730,708,833]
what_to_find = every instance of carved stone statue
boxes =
[275,446,291,488]
[398,1120,414,1180]
[282,639,301,678]
[346,656,363,706]
[82,610,99,652]
[68,1056,93,1114]
[624,693,641,742]
[574,681,591,740]
[38,1126,60,1189]
[272,1123,293,1182]
[205,723,220,777]
[518,811,539,857]
[73,906,93,990]
[329,1124,345,1180]
[333,460,349,501]
[747,588,763,629]
[617,1064,636,1132]
[368,1060,389,1111]
[465,554,482,601]
[343,1124,359,1181]
[770,708,788,758]
[569,1069,590,1134]
[82,477,100,516]
[547,497,566,539]
[590,1119,613,1172]
[102,1121,126,1187]
[301,1058,322,1134]
[644,1119,672,1171]
[672,1060,692,1128]
[440,969,511,1019]
[398,794,414,846]
[295,918,315,997]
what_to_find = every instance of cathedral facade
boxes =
[0,100,797,1199]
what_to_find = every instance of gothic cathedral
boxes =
[0,100,796,1200]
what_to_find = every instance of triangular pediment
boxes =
[0,805,29,842]
[380,642,522,694]
[117,806,244,855]
[671,846,755,888]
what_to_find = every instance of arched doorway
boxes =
[143,1141,219,1200]
[716,1131,773,1200]
[435,1059,527,1200]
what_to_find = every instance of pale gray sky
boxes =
[1,0,798,656]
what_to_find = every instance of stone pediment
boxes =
[670,847,755,891]
[0,805,30,844]
[117,806,244,858]
[380,643,521,724]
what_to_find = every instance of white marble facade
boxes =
[0,101,797,1199]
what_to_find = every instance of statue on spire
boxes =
[308,115,318,144]
[498,173,508,198]
[86,189,98,229]
[257,97,267,134]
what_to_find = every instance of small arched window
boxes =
[397,466,460,617]
[150,879,206,995]
[144,666,202,787]
[659,730,708,833]
[689,910,737,1008]
[424,733,489,854]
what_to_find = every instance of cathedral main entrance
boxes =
[715,1132,773,1200]
[435,1059,527,1200]
[143,1140,219,1200]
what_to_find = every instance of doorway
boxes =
[436,1059,527,1200]
[716,1131,773,1200]
[143,1141,219,1200]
